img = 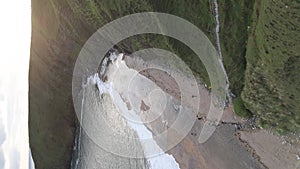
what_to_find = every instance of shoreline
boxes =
[124,54,300,169]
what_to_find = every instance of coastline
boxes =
[124,54,300,169]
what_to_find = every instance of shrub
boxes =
[233,96,253,118]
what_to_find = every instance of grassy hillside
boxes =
[148,0,254,91]
[242,0,300,134]
[218,0,255,95]
[64,0,253,88]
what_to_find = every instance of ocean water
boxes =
[73,54,181,169]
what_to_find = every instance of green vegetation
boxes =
[30,1,78,168]
[53,0,254,89]
[233,96,252,118]
[147,0,214,84]
[242,0,300,133]
[218,0,255,94]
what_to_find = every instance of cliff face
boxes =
[29,1,78,168]
[242,0,300,133]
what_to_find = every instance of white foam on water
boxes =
[88,53,181,169]
[109,86,180,169]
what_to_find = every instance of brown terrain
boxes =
[124,54,300,169]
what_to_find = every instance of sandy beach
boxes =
[124,54,300,169]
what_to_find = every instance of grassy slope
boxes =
[218,0,255,95]
[233,96,252,118]
[30,0,79,168]
[146,0,254,91]
[147,0,214,84]
[242,0,300,133]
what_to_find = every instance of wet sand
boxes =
[124,54,300,169]
[240,130,300,169]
